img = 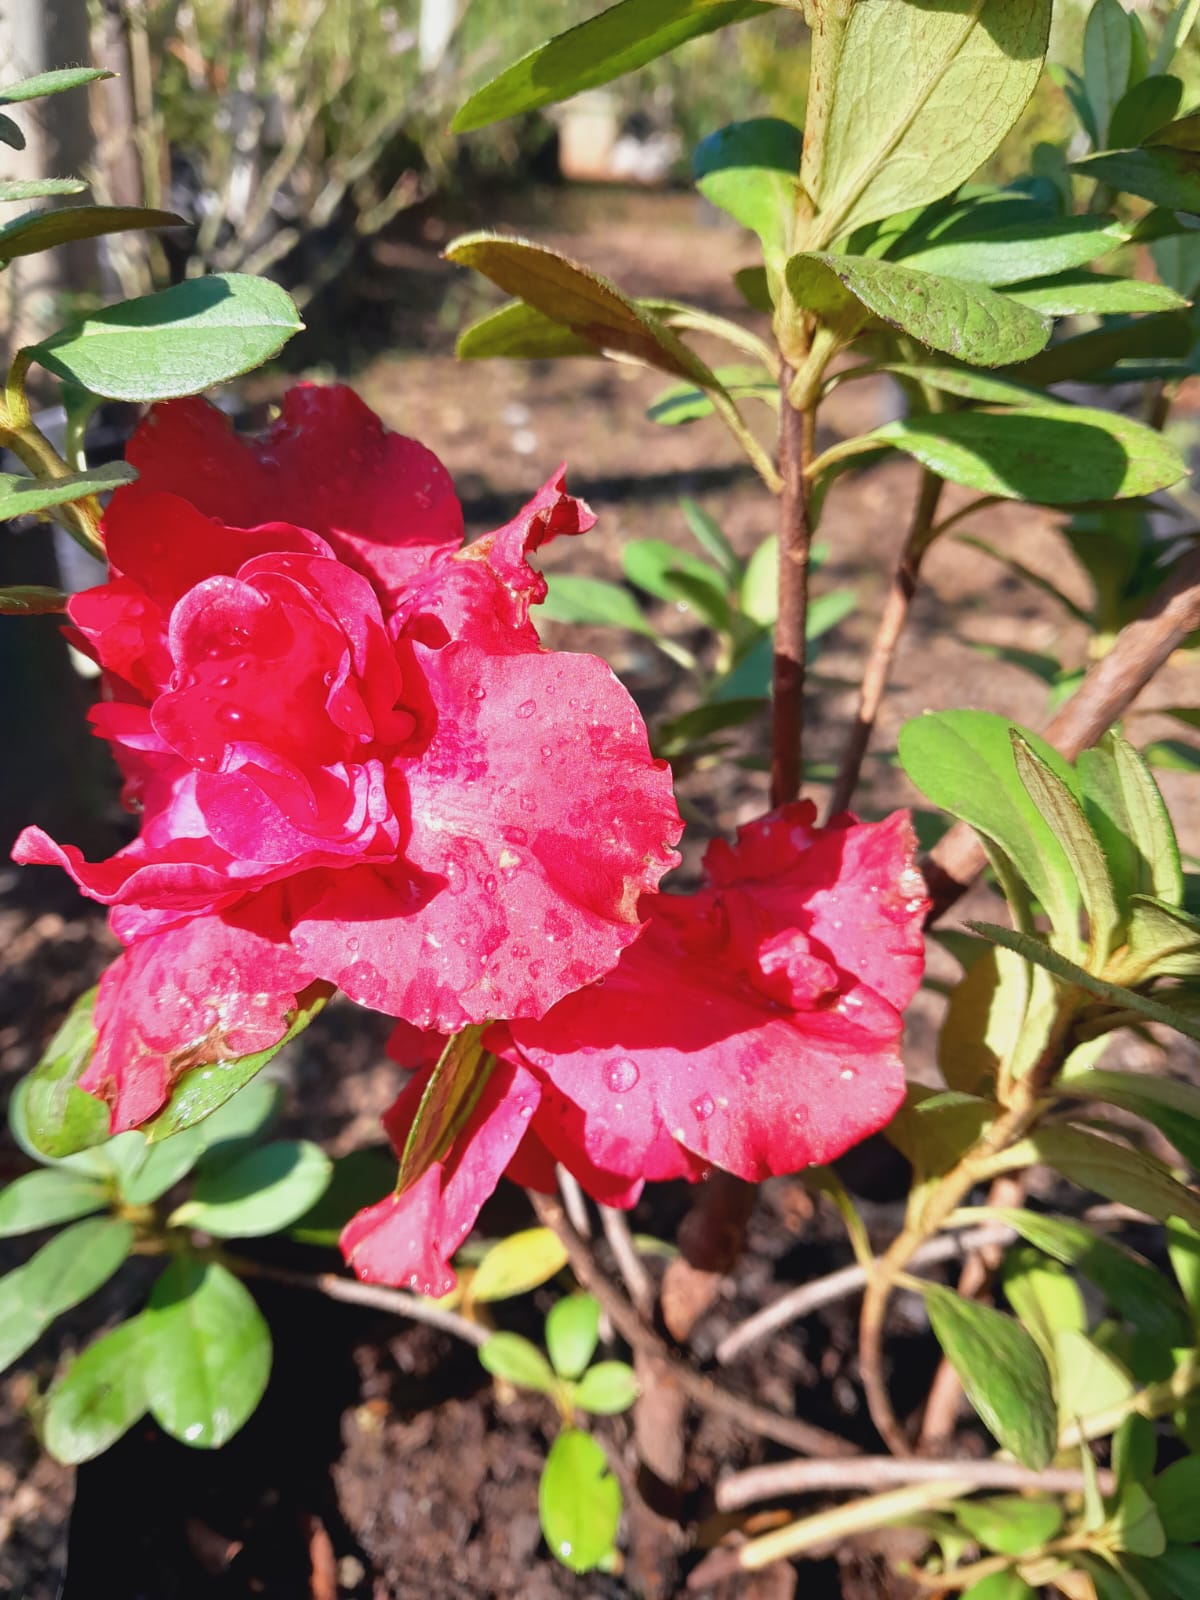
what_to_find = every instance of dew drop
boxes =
[443,859,467,896]
[515,699,536,719]
[604,1058,639,1094]
[519,794,536,814]
[691,1092,716,1122]
[216,705,243,727]
[213,673,234,689]
[482,874,498,895]
[468,683,486,701]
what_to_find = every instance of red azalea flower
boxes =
[344,803,927,1291]
[14,386,681,1129]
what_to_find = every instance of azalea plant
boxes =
[4,3,1200,1595]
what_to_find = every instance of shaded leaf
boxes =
[1084,0,1134,143]
[0,206,182,263]
[1071,147,1200,213]
[1002,1244,1085,1369]
[0,586,67,615]
[457,300,600,362]
[289,1147,394,1247]
[1014,1121,1200,1231]
[0,1170,107,1237]
[1078,733,1183,912]
[1150,1456,1200,1542]
[1057,1065,1200,1168]
[42,1317,147,1464]
[171,1141,332,1238]
[1108,75,1185,150]
[22,1217,133,1322]
[0,463,137,523]
[694,118,801,263]
[0,1269,44,1372]
[539,573,656,637]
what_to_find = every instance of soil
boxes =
[1,184,1198,1599]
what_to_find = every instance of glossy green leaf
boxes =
[1079,733,1183,911]
[0,462,137,523]
[452,0,768,132]
[574,1361,640,1416]
[1055,1328,1137,1421]
[898,711,1083,942]
[1004,272,1189,317]
[0,586,67,615]
[142,1258,271,1447]
[955,1495,1062,1557]
[990,1209,1189,1345]
[479,1332,558,1394]
[1002,1244,1085,1369]
[1016,1122,1200,1230]
[1071,147,1200,212]
[394,1026,494,1198]
[545,1295,601,1381]
[1058,1065,1200,1168]
[971,922,1200,1049]
[1011,733,1119,962]
[22,1217,133,1322]
[0,205,182,263]
[539,1428,622,1573]
[171,1140,332,1238]
[804,0,1051,248]
[0,1170,107,1237]
[898,215,1131,285]
[445,234,717,386]
[866,405,1187,503]
[31,273,303,402]
[141,984,328,1142]
[42,1317,148,1464]
[920,1281,1057,1468]
[1085,0,1134,142]
[0,178,86,202]
[468,1228,569,1304]
[693,119,801,264]
[22,988,110,1161]
[1108,75,1185,149]
[787,253,1051,368]
[0,68,112,103]
[456,299,600,362]
[118,1127,207,1206]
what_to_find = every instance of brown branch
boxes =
[828,469,943,816]
[599,1204,654,1318]
[715,1454,1113,1512]
[715,1222,1016,1366]
[924,542,1200,921]
[527,1190,858,1460]
[772,368,817,807]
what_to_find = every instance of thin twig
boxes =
[772,367,817,806]
[715,1455,1113,1512]
[715,1223,1016,1366]
[925,542,1200,921]
[527,1191,858,1460]
[556,1164,592,1240]
[828,469,943,815]
[224,1256,489,1347]
[599,1204,654,1317]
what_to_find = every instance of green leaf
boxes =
[864,405,1188,503]
[623,537,726,610]
[679,498,740,585]
[1113,1415,1158,1490]
[1014,1121,1200,1231]
[141,984,328,1142]
[538,573,656,638]
[961,1575,1037,1600]
[1057,1065,1200,1168]
[1154,0,1200,73]
[479,1332,558,1394]
[1085,0,1134,143]
[1078,733,1183,911]
[31,273,304,403]
[786,254,1051,368]
[0,205,182,263]
[1151,227,1200,296]
[693,119,801,264]
[1013,310,1194,386]
[898,215,1132,285]
[539,1428,622,1573]
[955,1495,1063,1557]
[468,1228,569,1304]
[1071,147,1200,213]
[990,1210,1189,1346]
[939,945,1030,1094]
[803,0,1051,248]
[1110,1482,1167,1559]
[1055,1328,1137,1421]
[734,264,773,312]
[920,1281,1057,1469]
[451,0,769,132]
[142,1258,271,1447]
[1004,272,1189,317]
[445,234,718,386]
[22,1217,133,1322]
[288,1146,393,1246]
[0,585,67,615]
[1126,897,1200,980]
[22,988,110,1162]
[0,1170,107,1236]
[1144,738,1200,773]
[971,922,1200,1050]
[457,300,601,362]
[656,698,766,759]
[574,1361,640,1416]
[0,113,24,150]
[1001,1244,1086,1369]
[170,1141,332,1238]
[118,1127,207,1206]
[898,710,1083,944]
[0,178,87,202]
[1108,75,1185,150]
[1150,1457,1200,1542]
[393,1026,494,1199]
[42,1317,147,1464]
[0,1269,44,1372]
[1011,732,1120,963]
[545,1295,601,1381]
[0,462,137,522]
[647,367,775,425]
[882,362,1043,407]
[0,68,113,104]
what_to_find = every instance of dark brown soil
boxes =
[2,184,1198,1600]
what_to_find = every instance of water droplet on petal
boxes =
[216,706,243,727]
[691,1092,716,1121]
[515,699,536,719]
[604,1058,639,1093]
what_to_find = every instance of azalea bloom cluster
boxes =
[15,385,928,1292]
